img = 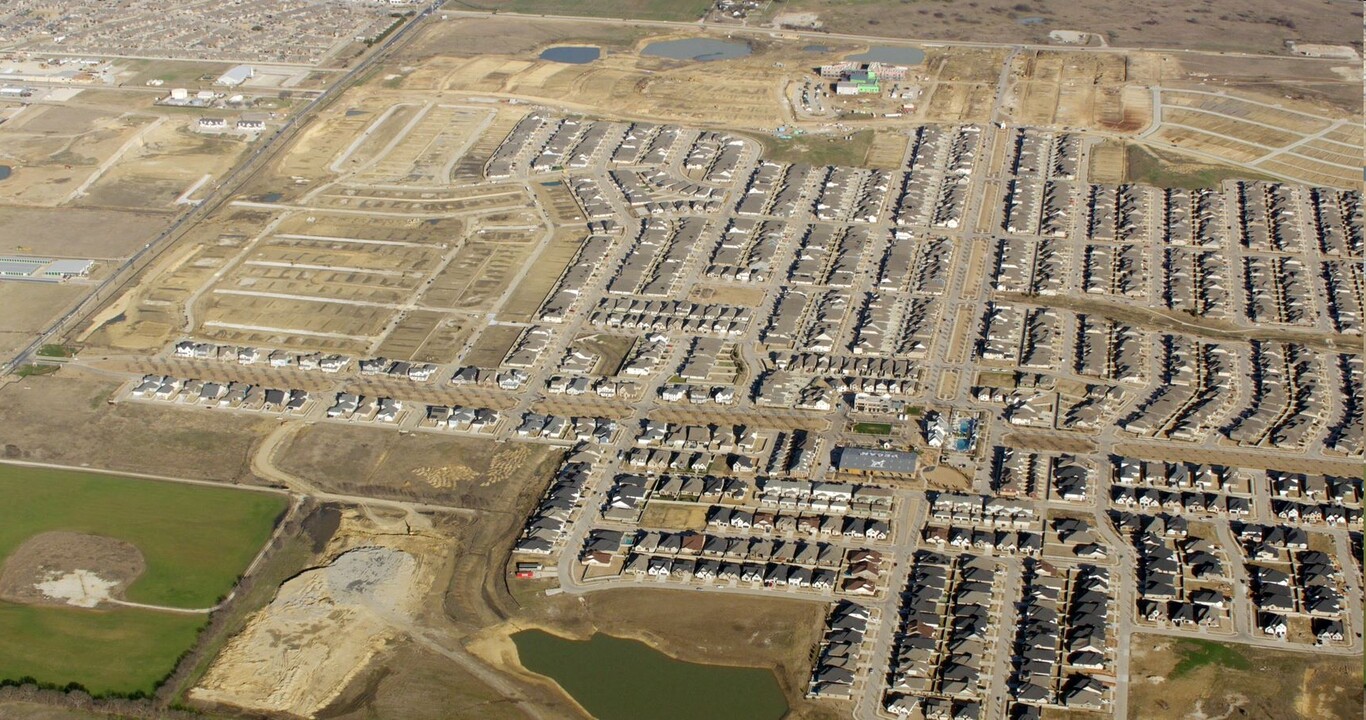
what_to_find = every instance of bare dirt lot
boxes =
[0,282,86,358]
[1127,634,1364,720]
[0,370,271,482]
[192,513,445,718]
[0,531,145,608]
[0,206,170,259]
[275,425,564,510]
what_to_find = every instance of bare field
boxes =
[318,642,531,720]
[461,324,524,368]
[275,425,564,510]
[399,15,651,59]
[0,100,250,211]
[1127,635,1363,720]
[497,230,581,322]
[0,371,270,482]
[0,282,86,357]
[757,0,1360,55]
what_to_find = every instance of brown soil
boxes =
[0,531,145,607]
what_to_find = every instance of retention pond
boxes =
[642,38,751,62]
[539,46,601,64]
[512,630,788,720]
[845,45,926,65]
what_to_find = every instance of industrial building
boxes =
[0,256,94,282]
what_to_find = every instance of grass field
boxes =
[1169,638,1251,678]
[852,422,893,435]
[0,465,287,695]
[1126,145,1274,189]
[758,130,875,167]
[0,604,205,696]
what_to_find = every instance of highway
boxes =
[1,0,444,376]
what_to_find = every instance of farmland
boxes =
[0,465,286,694]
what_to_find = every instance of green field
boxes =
[1170,639,1251,678]
[0,464,287,695]
[758,130,876,167]
[852,422,893,435]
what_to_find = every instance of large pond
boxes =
[845,45,926,65]
[540,46,601,64]
[512,630,788,720]
[642,38,751,62]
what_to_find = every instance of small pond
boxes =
[0,165,10,181]
[540,46,601,64]
[512,630,788,720]
[642,38,751,62]
[845,45,926,65]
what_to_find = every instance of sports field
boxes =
[0,464,287,695]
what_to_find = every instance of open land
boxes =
[0,464,285,695]
[1127,635,1364,719]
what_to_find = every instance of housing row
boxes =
[172,340,350,372]
[890,125,983,229]
[606,217,705,298]
[882,552,1002,714]
[129,374,309,413]
[1111,513,1233,630]
[590,298,752,336]
[736,161,812,218]
[991,449,1093,501]
[808,601,873,699]
[514,448,602,556]
[1005,128,1080,181]
[705,217,786,282]
[1232,523,1350,635]
[1007,562,1114,712]
[608,530,888,596]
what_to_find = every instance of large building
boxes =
[215,65,254,87]
[0,256,94,282]
[835,69,881,95]
[834,447,919,477]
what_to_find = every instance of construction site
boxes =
[0,8,1361,720]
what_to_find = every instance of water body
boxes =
[512,631,788,720]
[0,165,10,181]
[539,46,601,64]
[642,38,751,62]
[845,45,926,65]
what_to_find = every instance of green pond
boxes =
[512,630,789,720]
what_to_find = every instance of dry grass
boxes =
[1127,634,1363,719]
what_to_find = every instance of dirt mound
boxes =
[0,531,145,608]
[191,543,427,717]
